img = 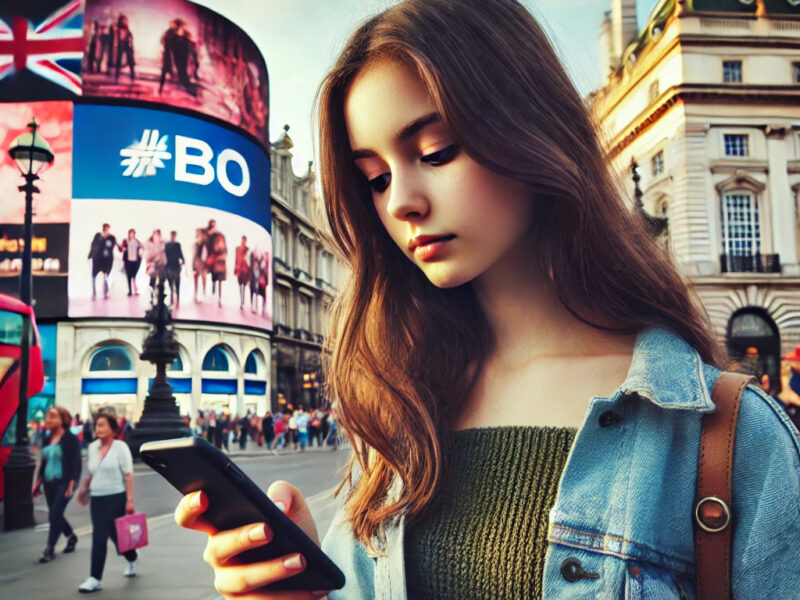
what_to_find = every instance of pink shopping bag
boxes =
[114,512,149,553]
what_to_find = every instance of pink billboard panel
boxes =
[82,0,269,146]
[0,101,72,224]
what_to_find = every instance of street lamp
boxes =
[4,118,54,530]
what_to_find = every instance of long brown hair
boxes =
[317,0,722,549]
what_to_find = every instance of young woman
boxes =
[173,1,800,598]
[234,235,251,309]
[120,228,142,296]
[76,412,139,593]
[144,228,166,290]
[34,406,81,563]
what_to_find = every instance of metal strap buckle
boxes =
[695,496,731,533]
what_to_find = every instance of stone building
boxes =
[270,126,342,412]
[592,0,800,384]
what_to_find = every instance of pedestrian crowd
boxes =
[190,405,339,454]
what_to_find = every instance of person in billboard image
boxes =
[120,229,143,296]
[234,235,250,310]
[165,230,185,308]
[98,23,115,74]
[86,21,102,74]
[204,220,227,308]
[192,227,209,302]
[144,229,166,290]
[249,247,269,316]
[88,224,119,300]
[159,18,199,97]
[114,14,136,82]
[173,1,800,598]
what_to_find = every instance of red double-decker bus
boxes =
[0,294,44,500]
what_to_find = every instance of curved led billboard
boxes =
[81,0,269,146]
[70,103,272,329]
[0,0,269,147]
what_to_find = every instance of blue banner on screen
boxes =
[73,104,270,230]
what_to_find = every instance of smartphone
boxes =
[139,436,346,591]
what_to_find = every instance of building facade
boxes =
[592,0,800,384]
[270,126,342,412]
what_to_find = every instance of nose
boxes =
[385,168,429,222]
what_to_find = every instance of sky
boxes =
[194,0,661,174]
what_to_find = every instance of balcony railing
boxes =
[720,254,780,274]
[275,324,293,337]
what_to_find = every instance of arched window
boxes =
[202,347,230,372]
[726,307,780,394]
[89,346,133,371]
[168,355,183,371]
[245,350,265,376]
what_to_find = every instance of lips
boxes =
[408,234,455,252]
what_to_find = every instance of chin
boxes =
[421,265,475,289]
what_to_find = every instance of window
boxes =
[202,347,229,372]
[245,350,264,375]
[652,151,665,177]
[298,239,311,273]
[721,192,760,258]
[274,223,288,261]
[0,310,23,346]
[724,134,748,157]
[89,346,133,371]
[317,250,331,283]
[723,60,742,83]
[297,295,311,331]
[167,355,183,371]
[793,62,800,84]
[276,287,289,324]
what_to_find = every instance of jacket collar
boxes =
[615,327,715,412]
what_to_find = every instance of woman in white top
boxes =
[75,412,139,593]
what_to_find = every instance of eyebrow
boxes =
[351,112,441,160]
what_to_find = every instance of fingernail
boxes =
[275,501,286,513]
[248,524,270,542]
[283,554,305,570]
[189,492,202,508]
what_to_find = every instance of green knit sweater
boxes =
[404,426,577,600]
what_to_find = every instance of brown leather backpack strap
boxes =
[695,372,754,600]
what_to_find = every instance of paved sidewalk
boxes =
[0,443,348,599]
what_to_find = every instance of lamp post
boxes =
[3,118,54,530]
[630,158,668,238]
[127,274,191,458]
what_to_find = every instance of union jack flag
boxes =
[0,0,83,96]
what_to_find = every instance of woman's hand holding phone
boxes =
[174,480,329,599]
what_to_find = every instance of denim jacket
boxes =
[321,328,800,599]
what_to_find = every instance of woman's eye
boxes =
[369,173,391,193]
[421,145,458,166]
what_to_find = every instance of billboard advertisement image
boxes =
[71,103,272,329]
[0,101,72,317]
[81,0,269,146]
[0,0,84,101]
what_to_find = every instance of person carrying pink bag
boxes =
[75,412,140,593]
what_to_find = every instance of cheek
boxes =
[374,205,408,251]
